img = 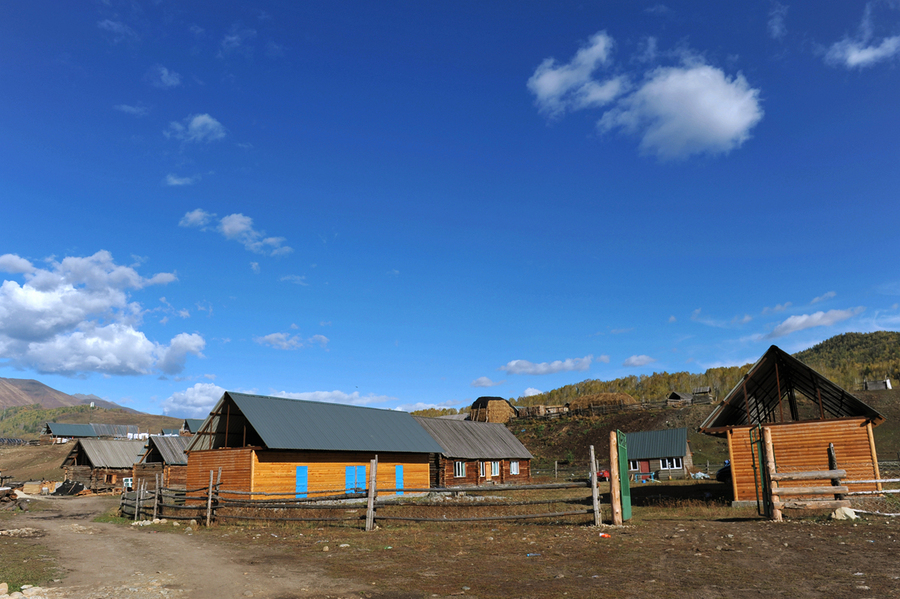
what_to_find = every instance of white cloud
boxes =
[811,291,836,304]
[280,275,307,285]
[528,32,763,160]
[623,354,657,367]
[668,315,677,323]
[165,114,226,143]
[826,5,900,69]
[180,210,293,256]
[162,382,226,417]
[768,3,788,40]
[599,64,763,160]
[146,65,181,89]
[165,173,200,186]
[254,332,328,350]
[767,307,865,338]
[309,334,329,349]
[218,27,257,58]
[499,355,593,375]
[523,387,543,397]
[472,376,504,388]
[250,262,260,274]
[763,302,792,314]
[97,19,138,43]
[0,251,203,376]
[114,104,149,116]
[272,390,394,407]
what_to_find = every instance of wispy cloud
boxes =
[766,307,865,338]
[810,291,836,304]
[472,376,505,388]
[826,4,900,69]
[768,3,788,40]
[145,64,181,89]
[623,354,656,367]
[528,31,763,160]
[280,275,308,285]
[97,19,138,44]
[114,103,149,116]
[165,173,200,186]
[165,114,226,143]
[218,26,257,58]
[254,332,329,350]
[762,302,791,314]
[498,355,593,375]
[179,209,293,256]
[273,390,393,407]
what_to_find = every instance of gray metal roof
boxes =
[68,439,148,469]
[413,417,532,460]
[42,423,97,437]
[700,345,884,435]
[622,428,689,460]
[91,423,139,437]
[141,435,190,465]
[183,419,205,433]
[187,392,444,454]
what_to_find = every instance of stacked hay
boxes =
[567,392,637,410]
[469,397,517,423]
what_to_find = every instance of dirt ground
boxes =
[3,488,900,599]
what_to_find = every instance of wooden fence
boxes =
[516,397,711,422]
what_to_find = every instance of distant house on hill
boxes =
[469,397,518,423]
[61,439,147,492]
[864,378,892,391]
[624,428,692,480]
[413,417,532,487]
[185,392,443,500]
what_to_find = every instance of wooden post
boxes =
[763,427,781,522]
[609,431,623,526]
[827,443,844,500]
[554,461,558,479]
[866,422,883,491]
[153,473,159,520]
[205,470,214,527]
[365,457,378,532]
[589,445,600,526]
[134,480,142,521]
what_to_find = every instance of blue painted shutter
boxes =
[295,466,308,499]
[395,464,404,496]
[345,466,355,494]
[357,465,366,492]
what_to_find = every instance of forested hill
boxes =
[515,331,900,407]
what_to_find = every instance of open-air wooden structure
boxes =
[700,345,884,506]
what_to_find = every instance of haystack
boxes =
[469,397,518,423]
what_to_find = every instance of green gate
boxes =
[617,430,631,521]
[749,425,771,517]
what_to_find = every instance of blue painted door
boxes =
[345,465,366,494]
[295,466,308,499]
[395,464,404,496]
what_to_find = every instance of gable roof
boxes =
[186,392,444,454]
[413,417,533,460]
[667,392,693,400]
[700,345,884,436]
[140,435,190,465]
[624,428,689,460]
[65,439,147,469]
[42,423,97,437]
[183,419,205,434]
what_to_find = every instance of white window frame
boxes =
[628,460,639,471]
[479,461,485,477]
[491,461,500,477]
[660,457,683,470]
[454,461,466,478]
[510,461,519,475]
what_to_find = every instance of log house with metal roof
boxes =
[133,435,191,490]
[60,439,147,492]
[624,427,692,480]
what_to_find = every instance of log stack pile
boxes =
[0,487,19,510]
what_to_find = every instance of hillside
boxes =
[794,331,900,386]
[0,404,183,440]
[0,377,137,412]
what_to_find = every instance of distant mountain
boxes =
[0,377,141,413]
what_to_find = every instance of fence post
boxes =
[554,461,558,479]
[763,427,781,522]
[365,457,378,532]
[609,431,623,526]
[828,443,844,501]
[153,473,159,520]
[589,445,600,526]
[134,480,142,521]
[206,470,214,527]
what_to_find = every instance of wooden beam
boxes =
[609,431,622,526]
[774,486,850,496]
[770,470,846,481]
[773,500,851,510]
[763,427,781,522]
[866,422,883,492]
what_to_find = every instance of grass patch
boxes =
[0,537,59,593]
[92,506,131,525]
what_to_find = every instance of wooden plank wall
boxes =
[133,463,163,490]
[729,418,878,502]
[252,450,430,496]
[186,448,254,503]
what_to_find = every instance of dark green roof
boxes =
[187,392,444,454]
[183,419,206,433]
[623,428,689,460]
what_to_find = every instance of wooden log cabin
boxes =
[700,345,885,506]
[61,439,147,492]
[133,435,190,490]
[185,392,444,501]
[413,416,533,487]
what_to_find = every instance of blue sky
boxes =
[2,2,899,417]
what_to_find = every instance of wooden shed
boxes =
[133,435,190,490]
[469,396,518,423]
[185,392,444,501]
[61,439,147,492]
[624,427,693,480]
[413,417,533,487]
[700,345,885,505]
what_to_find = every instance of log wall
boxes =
[729,418,879,502]
[436,458,531,487]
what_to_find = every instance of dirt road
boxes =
[15,495,360,599]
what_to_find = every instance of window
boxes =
[660,457,683,470]
[628,460,639,471]
[491,461,500,476]
[104,474,117,484]
[479,461,485,477]
[510,461,519,475]
[454,461,466,478]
